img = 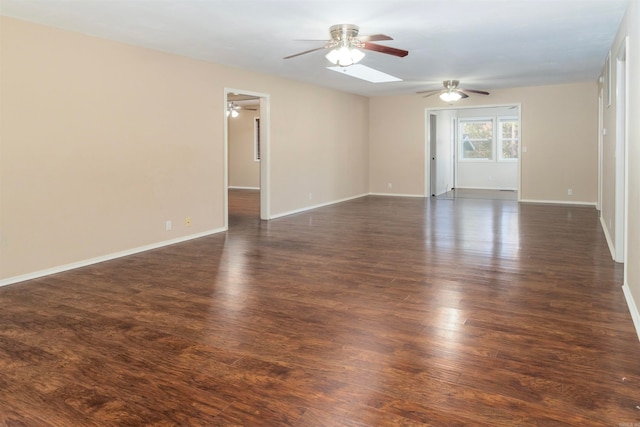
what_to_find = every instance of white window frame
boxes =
[458,117,495,162]
[498,117,519,162]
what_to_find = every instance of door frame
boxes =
[425,103,522,199]
[614,37,628,265]
[224,88,271,226]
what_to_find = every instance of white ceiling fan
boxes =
[417,80,490,102]
[284,23,409,67]
[226,101,257,118]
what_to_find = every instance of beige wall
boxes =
[2,13,638,338]
[270,87,370,214]
[0,17,369,282]
[228,110,260,189]
[370,83,598,203]
[605,0,640,337]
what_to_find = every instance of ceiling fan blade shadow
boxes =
[357,34,393,42]
[362,42,408,57]
[421,91,440,98]
[284,46,327,59]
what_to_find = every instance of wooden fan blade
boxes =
[416,88,440,95]
[419,90,441,97]
[357,34,393,42]
[362,42,408,57]
[284,46,327,59]
[461,88,490,95]
[457,91,469,99]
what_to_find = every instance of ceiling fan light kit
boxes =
[325,46,365,67]
[284,23,408,68]
[439,91,462,102]
[418,80,490,103]
[226,101,257,117]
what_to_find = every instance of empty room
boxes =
[1,0,640,425]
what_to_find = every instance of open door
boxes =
[429,114,437,197]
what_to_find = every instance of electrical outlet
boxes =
[388,183,393,189]
[185,217,191,227]
[165,220,172,231]
[568,188,573,196]
[309,193,313,200]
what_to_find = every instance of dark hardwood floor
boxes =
[1,190,639,426]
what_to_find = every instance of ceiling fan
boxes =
[417,80,490,102]
[284,24,409,67]
[226,101,256,118]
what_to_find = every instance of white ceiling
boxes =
[0,0,628,96]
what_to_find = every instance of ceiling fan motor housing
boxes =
[329,24,363,48]
[443,80,460,90]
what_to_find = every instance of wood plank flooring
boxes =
[1,190,639,426]
[436,189,518,201]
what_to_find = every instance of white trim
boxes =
[518,199,597,207]
[224,88,271,222]
[455,186,518,191]
[228,186,260,190]
[259,96,271,220]
[369,192,425,198]
[597,86,604,211]
[622,283,640,342]
[0,228,226,288]
[270,193,369,219]
[614,38,628,263]
[600,215,616,260]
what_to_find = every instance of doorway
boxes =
[224,89,270,228]
[426,104,521,201]
[614,37,628,265]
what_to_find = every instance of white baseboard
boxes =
[622,282,640,342]
[454,186,518,191]
[0,227,226,288]
[271,193,369,219]
[228,186,260,190]
[368,192,425,198]
[600,215,616,260]
[519,198,597,207]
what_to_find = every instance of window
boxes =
[498,118,519,161]
[459,118,494,160]
[254,117,261,162]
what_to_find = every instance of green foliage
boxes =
[462,120,493,159]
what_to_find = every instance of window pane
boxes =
[461,120,493,160]
[501,139,518,159]
[499,120,519,160]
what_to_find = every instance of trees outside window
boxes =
[459,116,519,162]
[460,118,493,160]
[499,118,519,161]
